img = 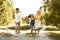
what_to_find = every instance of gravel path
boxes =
[0,26,60,40]
[0,33,52,40]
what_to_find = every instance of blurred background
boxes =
[0,0,60,28]
[0,0,60,40]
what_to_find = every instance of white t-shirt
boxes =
[15,13,21,22]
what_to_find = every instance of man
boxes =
[15,8,21,34]
[34,10,42,33]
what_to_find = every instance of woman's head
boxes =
[37,10,41,15]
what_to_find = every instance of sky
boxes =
[13,0,43,17]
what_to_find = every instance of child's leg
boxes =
[31,26,35,33]
[31,27,33,33]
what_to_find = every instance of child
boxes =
[30,14,35,33]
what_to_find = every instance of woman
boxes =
[34,10,42,33]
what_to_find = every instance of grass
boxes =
[0,28,7,30]
[45,27,60,31]
[47,32,60,40]
[8,25,30,30]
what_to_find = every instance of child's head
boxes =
[16,8,19,13]
[31,14,34,18]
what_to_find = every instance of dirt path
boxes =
[0,26,60,40]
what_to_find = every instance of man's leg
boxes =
[17,22,20,34]
[15,23,18,34]
[15,27,18,34]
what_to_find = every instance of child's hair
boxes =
[16,8,19,10]
[28,14,34,18]
[30,14,34,18]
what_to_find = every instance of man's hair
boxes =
[16,8,19,10]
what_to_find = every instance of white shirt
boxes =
[15,13,21,22]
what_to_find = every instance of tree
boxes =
[0,0,14,26]
[44,0,60,27]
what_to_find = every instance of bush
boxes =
[0,28,7,30]
[47,32,60,40]
[45,27,60,31]
[8,25,30,30]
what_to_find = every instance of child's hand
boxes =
[33,27,35,28]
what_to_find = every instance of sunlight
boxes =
[13,0,43,17]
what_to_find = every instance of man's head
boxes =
[16,8,20,13]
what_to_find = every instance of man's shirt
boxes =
[15,13,21,22]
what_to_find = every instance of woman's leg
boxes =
[35,21,37,33]
[35,29,36,33]
[38,29,40,34]
[37,21,41,34]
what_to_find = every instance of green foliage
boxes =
[45,27,60,31]
[0,0,14,25]
[44,0,60,27]
[8,25,30,30]
[22,16,30,24]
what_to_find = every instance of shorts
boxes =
[30,20,35,27]
[15,22,20,27]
